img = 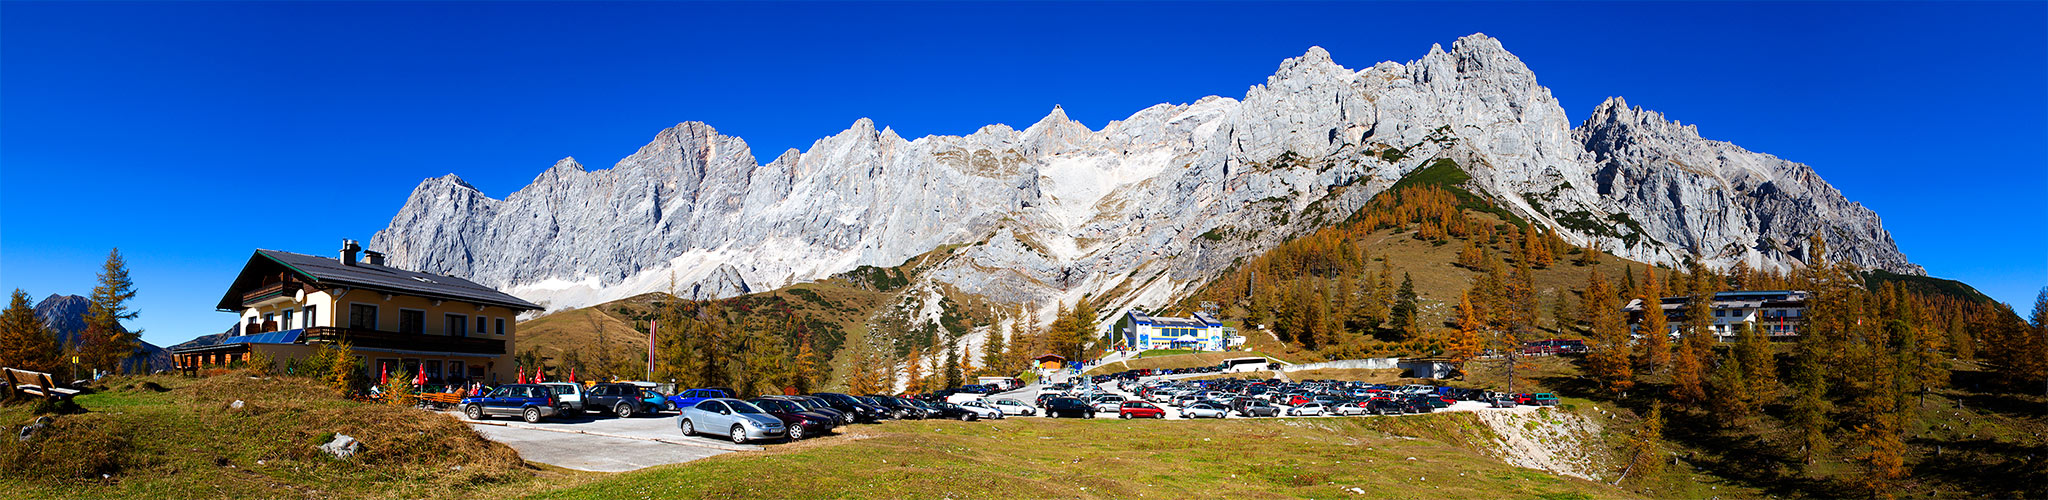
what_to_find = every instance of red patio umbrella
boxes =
[414,364,426,388]
[568,367,576,383]
[379,362,388,386]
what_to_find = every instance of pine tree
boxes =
[1390,274,1419,341]
[979,316,1009,375]
[1583,271,1635,395]
[942,343,964,390]
[80,249,142,372]
[0,289,65,374]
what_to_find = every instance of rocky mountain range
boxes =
[34,294,172,372]
[370,33,1920,322]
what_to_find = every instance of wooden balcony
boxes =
[302,326,505,355]
[240,281,301,307]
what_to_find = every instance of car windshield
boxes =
[640,389,662,399]
[728,401,767,414]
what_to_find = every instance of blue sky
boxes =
[2,1,2043,347]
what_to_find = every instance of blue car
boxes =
[667,387,734,410]
[462,384,561,423]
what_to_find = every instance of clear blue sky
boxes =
[3,1,2043,347]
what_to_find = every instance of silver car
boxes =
[677,398,786,444]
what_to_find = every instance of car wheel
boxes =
[523,407,542,423]
[1120,412,1130,419]
[730,425,748,445]
[464,404,484,420]
[680,419,696,436]
[616,402,634,418]
[789,424,807,440]
[959,413,973,422]
[1156,413,1165,419]
[665,401,678,412]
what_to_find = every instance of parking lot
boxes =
[458,411,758,472]
[458,371,1549,472]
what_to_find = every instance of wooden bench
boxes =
[3,368,80,401]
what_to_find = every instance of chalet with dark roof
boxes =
[169,240,542,384]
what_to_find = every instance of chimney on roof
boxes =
[364,250,385,266]
[341,239,360,266]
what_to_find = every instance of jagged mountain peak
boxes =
[371,34,1921,318]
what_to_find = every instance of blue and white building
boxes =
[1120,310,1234,351]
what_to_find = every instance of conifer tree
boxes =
[0,290,62,374]
[942,342,963,390]
[1671,264,1718,406]
[1449,291,1484,363]
[80,248,142,372]
[1734,322,1778,407]
[0,290,64,374]
[979,316,1009,375]
[1636,267,1671,376]
[1583,271,1634,395]
[1390,274,1419,341]
[1457,239,1489,270]
[1623,403,1666,484]
[902,347,925,394]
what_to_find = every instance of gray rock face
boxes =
[370,33,1919,318]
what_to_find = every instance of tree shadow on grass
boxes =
[1908,436,2048,498]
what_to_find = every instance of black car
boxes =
[813,392,889,422]
[586,383,661,418]
[1402,397,1435,414]
[780,395,853,425]
[914,400,980,421]
[865,394,928,419]
[1043,397,1095,418]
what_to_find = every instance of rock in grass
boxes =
[321,434,361,459]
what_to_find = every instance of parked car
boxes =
[1287,402,1331,416]
[1232,398,1280,417]
[866,395,928,419]
[1091,397,1126,413]
[587,383,663,417]
[913,399,980,421]
[748,397,836,440]
[1402,397,1435,414]
[1181,402,1228,419]
[1043,397,1095,418]
[1334,401,1374,416]
[1490,397,1517,408]
[1118,401,1166,419]
[668,388,734,411]
[462,384,561,423]
[1516,393,1561,406]
[779,395,853,425]
[988,398,1037,416]
[813,392,888,423]
[1366,397,1404,415]
[676,398,787,444]
[957,400,1006,420]
[538,382,590,416]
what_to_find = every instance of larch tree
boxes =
[0,289,65,373]
[1636,267,1671,377]
[1671,264,1719,406]
[1448,290,1485,363]
[80,248,142,373]
[1734,322,1778,408]
[1583,271,1634,395]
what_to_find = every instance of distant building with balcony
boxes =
[1119,311,1234,351]
[1623,290,1809,342]
[168,240,541,384]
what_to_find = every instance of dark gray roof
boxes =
[214,250,541,311]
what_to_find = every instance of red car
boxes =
[1118,401,1166,419]
[1286,394,1314,406]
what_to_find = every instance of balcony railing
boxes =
[241,281,301,306]
[302,326,505,355]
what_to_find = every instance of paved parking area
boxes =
[458,411,762,472]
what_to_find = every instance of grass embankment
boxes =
[0,374,553,499]
[532,414,1630,500]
